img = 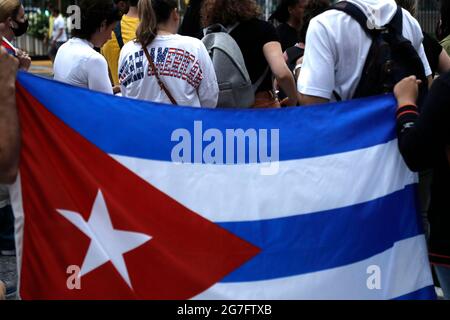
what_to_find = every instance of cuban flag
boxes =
[1,37,17,56]
[11,72,435,300]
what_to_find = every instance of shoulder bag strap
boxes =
[143,46,178,105]
[114,22,125,49]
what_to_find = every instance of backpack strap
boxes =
[387,6,404,35]
[227,23,240,34]
[253,67,270,94]
[203,23,239,37]
[114,22,125,49]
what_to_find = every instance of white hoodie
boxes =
[298,0,432,101]
[348,0,398,27]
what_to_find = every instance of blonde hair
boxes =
[136,0,157,47]
[0,0,21,23]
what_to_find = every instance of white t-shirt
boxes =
[298,0,432,101]
[52,15,67,43]
[54,38,113,94]
[119,34,219,108]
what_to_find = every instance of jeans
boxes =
[0,205,15,251]
[435,265,450,300]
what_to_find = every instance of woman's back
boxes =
[119,34,218,107]
[229,18,279,93]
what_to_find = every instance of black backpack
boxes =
[329,1,428,104]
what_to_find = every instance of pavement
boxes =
[0,255,17,300]
[28,59,53,78]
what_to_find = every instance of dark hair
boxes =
[269,0,301,23]
[72,0,122,40]
[114,0,140,9]
[438,0,450,41]
[299,0,330,43]
[136,0,177,47]
[201,0,262,27]
[395,0,416,17]
[152,0,177,23]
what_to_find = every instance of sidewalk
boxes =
[29,60,53,78]
[0,255,16,300]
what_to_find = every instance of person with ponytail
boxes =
[118,0,218,107]
[53,0,122,94]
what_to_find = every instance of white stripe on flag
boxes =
[113,140,417,222]
[193,235,432,300]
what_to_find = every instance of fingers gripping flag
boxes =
[11,72,435,300]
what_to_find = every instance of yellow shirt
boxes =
[48,15,55,39]
[101,15,140,86]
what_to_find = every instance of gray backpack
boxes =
[202,24,268,108]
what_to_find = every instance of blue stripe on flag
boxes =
[18,72,397,162]
[218,185,421,282]
[393,285,437,300]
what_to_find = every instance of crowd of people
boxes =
[0,0,450,300]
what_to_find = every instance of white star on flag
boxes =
[57,190,152,289]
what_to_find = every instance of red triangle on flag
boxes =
[15,84,261,300]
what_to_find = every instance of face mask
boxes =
[11,19,29,37]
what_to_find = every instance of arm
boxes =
[297,18,334,105]
[438,48,450,74]
[0,48,20,184]
[86,55,114,94]
[263,41,298,106]
[298,93,329,106]
[394,75,449,171]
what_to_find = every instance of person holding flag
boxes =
[0,44,19,299]
[0,0,29,269]
[0,0,31,70]
[394,74,450,300]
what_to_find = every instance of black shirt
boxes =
[397,72,450,264]
[276,23,300,52]
[230,18,280,93]
[423,32,443,78]
[178,0,204,39]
